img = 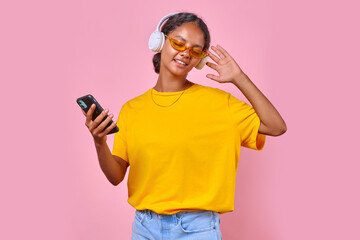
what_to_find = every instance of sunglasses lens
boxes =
[167,36,207,59]
[191,49,206,58]
[170,39,186,51]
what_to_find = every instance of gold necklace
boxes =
[151,81,191,107]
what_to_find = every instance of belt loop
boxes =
[174,213,178,225]
[147,209,152,220]
[211,211,215,227]
[176,212,181,225]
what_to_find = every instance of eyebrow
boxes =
[174,35,203,48]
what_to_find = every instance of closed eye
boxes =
[192,48,203,53]
[172,39,185,47]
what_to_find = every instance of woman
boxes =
[81,12,286,240]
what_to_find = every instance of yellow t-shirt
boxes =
[112,83,266,215]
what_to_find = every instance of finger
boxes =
[89,110,108,135]
[211,45,226,59]
[206,74,221,82]
[205,61,217,70]
[81,109,86,116]
[206,49,221,63]
[102,120,118,135]
[86,104,96,125]
[215,44,231,58]
[97,113,114,133]
[89,108,108,132]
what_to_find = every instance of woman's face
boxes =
[160,22,206,76]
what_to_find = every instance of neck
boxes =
[154,70,191,92]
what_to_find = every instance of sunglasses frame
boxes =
[165,34,208,59]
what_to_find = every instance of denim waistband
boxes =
[137,209,218,221]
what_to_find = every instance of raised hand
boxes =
[205,45,245,84]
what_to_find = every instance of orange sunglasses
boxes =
[165,35,208,59]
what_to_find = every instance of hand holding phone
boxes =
[77,94,119,142]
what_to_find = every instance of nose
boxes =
[180,47,190,58]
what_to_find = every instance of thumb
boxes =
[206,74,220,82]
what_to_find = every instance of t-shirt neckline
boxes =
[151,83,200,96]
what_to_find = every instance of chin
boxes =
[168,66,192,76]
[172,68,193,77]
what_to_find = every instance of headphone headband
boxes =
[156,12,179,32]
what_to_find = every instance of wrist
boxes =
[233,72,249,86]
[94,137,107,148]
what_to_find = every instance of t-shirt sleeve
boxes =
[228,93,266,151]
[112,103,129,162]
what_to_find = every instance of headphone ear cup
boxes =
[195,56,209,70]
[149,31,165,52]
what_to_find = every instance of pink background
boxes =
[1,0,359,239]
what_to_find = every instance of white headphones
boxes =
[148,12,209,70]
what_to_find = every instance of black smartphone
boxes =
[76,94,119,135]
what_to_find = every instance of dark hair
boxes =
[152,12,211,74]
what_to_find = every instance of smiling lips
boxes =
[174,59,188,67]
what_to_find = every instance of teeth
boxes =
[175,59,187,65]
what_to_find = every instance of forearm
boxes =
[233,73,287,134]
[94,140,126,186]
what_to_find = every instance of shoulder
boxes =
[199,84,231,99]
[199,85,248,109]
[121,89,150,111]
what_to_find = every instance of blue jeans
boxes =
[131,209,222,240]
